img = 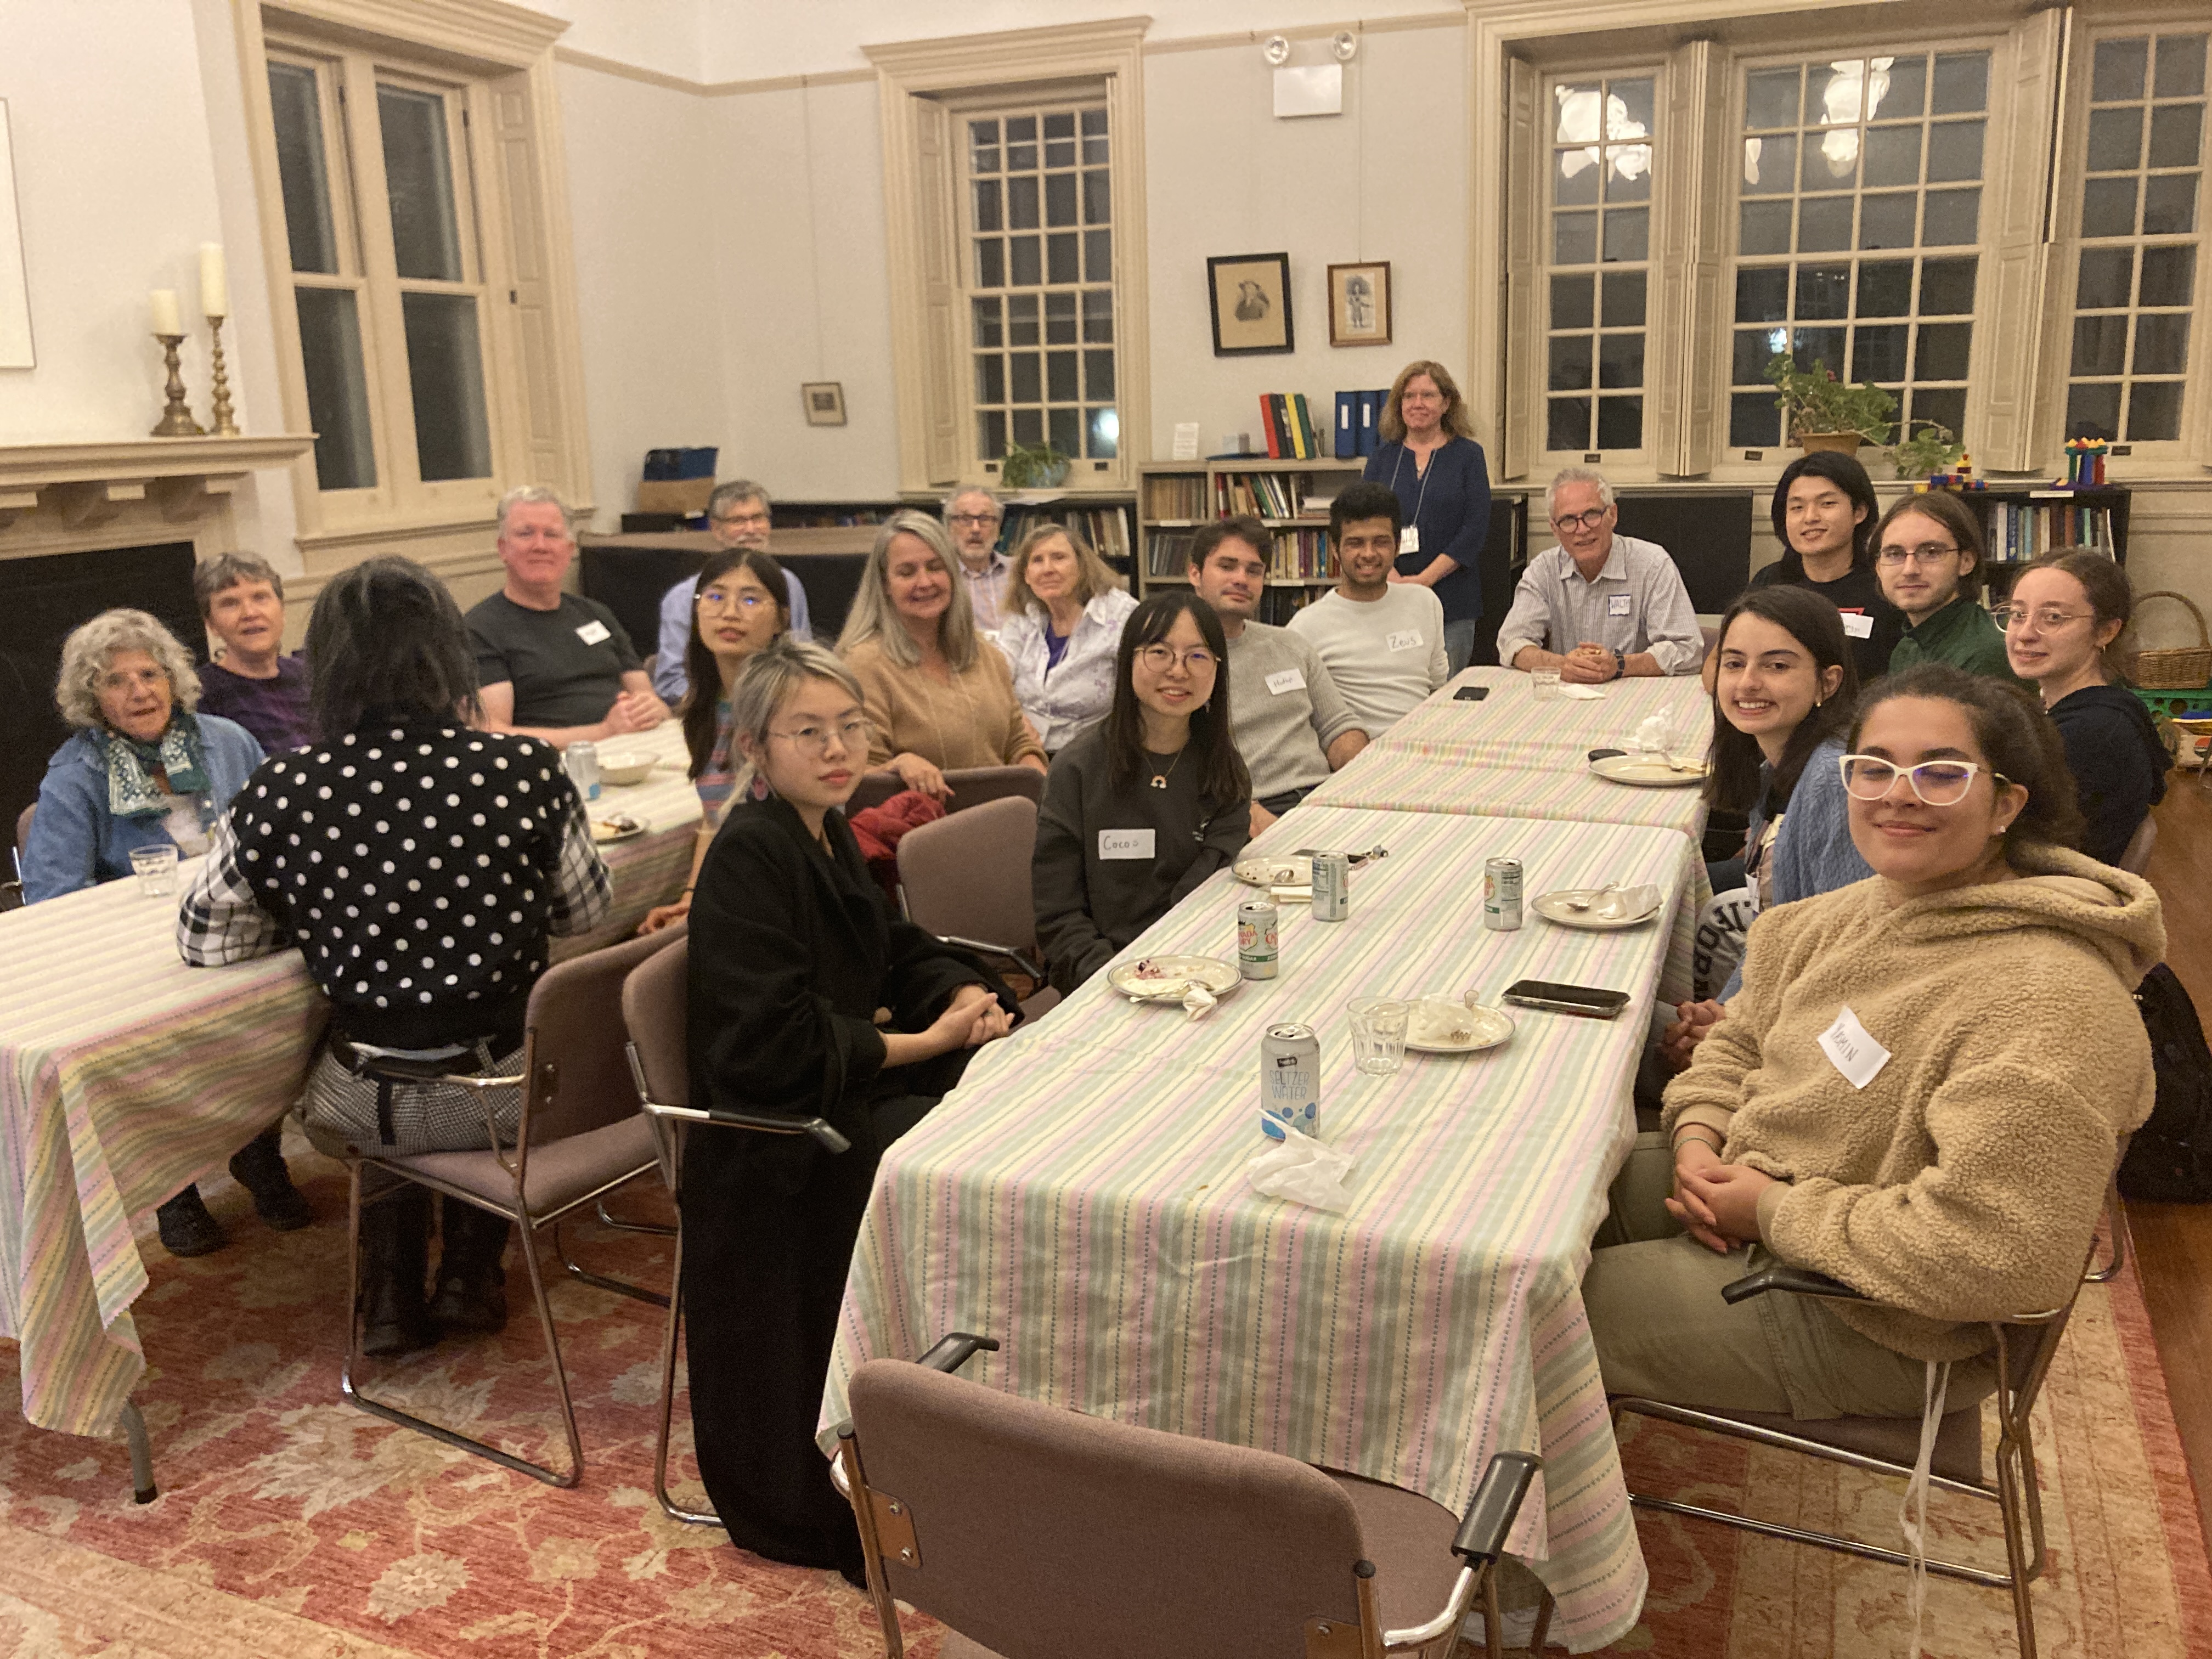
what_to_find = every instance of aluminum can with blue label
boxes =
[563,740,601,802]
[1310,852,1350,922]
[1261,1023,1321,1140]
[1238,897,1279,979]
[1483,856,1523,931]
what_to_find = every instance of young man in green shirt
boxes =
[1874,492,2024,683]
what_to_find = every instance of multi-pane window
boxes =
[1728,51,1989,448]
[964,103,1118,468]
[1545,76,1654,454]
[266,49,495,496]
[2066,33,2207,444]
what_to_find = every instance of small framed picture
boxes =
[1327,262,1392,347]
[1207,252,1294,356]
[802,381,847,426]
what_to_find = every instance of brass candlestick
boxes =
[151,334,204,437]
[205,314,240,437]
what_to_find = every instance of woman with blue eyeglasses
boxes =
[638,547,790,933]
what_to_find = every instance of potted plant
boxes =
[1888,419,1963,482]
[1765,354,1897,454]
[999,440,1071,490]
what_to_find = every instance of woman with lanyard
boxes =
[1363,359,1492,673]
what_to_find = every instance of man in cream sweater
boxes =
[1288,481,1449,737]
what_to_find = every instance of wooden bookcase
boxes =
[1136,457,1365,623]
[1954,486,2131,602]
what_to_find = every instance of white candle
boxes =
[150,289,182,336]
[199,244,228,318]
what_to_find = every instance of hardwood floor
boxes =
[2124,766,2212,1553]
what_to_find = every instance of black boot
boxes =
[358,1187,438,1357]
[156,1185,228,1257]
[229,1123,313,1231]
[429,1197,511,1336]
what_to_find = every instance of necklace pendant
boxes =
[1150,774,1169,789]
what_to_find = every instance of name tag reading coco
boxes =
[1816,1005,1892,1090]
[575,619,612,646]
[1265,668,1307,696]
[1386,629,1424,652]
[1099,828,1156,860]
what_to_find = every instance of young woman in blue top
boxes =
[1363,359,1492,674]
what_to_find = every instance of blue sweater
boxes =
[1721,737,1872,1001]
[1364,436,1492,624]
[21,716,265,902]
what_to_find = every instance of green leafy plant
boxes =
[999,440,1071,489]
[1888,419,1963,481]
[1765,354,1898,446]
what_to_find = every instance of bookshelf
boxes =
[1137,457,1365,622]
[1954,487,2131,601]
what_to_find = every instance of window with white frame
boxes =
[961,100,1119,469]
[2064,31,2208,445]
[1543,74,1655,456]
[1727,50,1990,450]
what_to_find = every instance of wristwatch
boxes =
[1609,648,1624,681]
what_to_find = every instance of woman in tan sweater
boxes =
[837,511,1047,800]
[1587,663,2162,1417]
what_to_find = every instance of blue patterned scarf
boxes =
[103,712,210,820]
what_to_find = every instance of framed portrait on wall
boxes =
[1327,262,1391,347]
[802,381,847,426]
[0,101,33,369]
[1206,252,1293,356]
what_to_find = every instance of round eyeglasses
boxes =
[1838,753,2007,806]
[1137,644,1218,676]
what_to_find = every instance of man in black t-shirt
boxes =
[1750,454,1901,682]
[466,487,670,744]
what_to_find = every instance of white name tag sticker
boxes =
[1840,611,1875,639]
[1386,629,1424,652]
[1400,527,1420,555]
[575,619,612,646]
[1816,1005,1892,1090]
[1607,594,1634,617]
[1265,668,1307,695]
[1099,828,1155,860]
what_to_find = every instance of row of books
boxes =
[1141,527,1337,581]
[1142,475,1207,519]
[1213,470,1337,520]
[1259,393,1328,459]
[1983,499,2119,565]
[1007,502,1135,562]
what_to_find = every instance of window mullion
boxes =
[1650,38,1724,476]
[1976,7,2064,470]
[340,53,422,503]
[1502,55,1541,483]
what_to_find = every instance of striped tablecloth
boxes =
[0,723,699,1441]
[824,804,1704,1650]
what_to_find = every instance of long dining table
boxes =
[0,720,700,1446]
[822,667,1720,1652]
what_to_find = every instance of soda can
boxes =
[1261,1023,1321,1140]
[1237,897,1279,979]
[1483,856,1523,931]
[563,740,602,802]
[1310,852,1351,922]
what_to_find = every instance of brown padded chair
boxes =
[895,795,1058,1020]
[340,924,681,1487]
[1613,1260,2092,1659]
[833,1341,1547,1659]
[848,766,1047,817]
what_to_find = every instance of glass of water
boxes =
[1347,997,1410,1076]
[1531,666,1561,699]
[130,843,180,897]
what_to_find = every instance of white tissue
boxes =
[1246,1121,1357,1211]
[1182,983,1218,1021]
[1555,684,1606,701]
[1595,882,1663,919]
[1633,713,1673,753]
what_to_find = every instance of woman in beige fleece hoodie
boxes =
[1586,664,2163,1418]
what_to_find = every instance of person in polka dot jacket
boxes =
[178,556,611,1356]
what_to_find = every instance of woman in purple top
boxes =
[1363,359,1492,674]
[193,553,315,752]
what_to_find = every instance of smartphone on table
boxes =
[1501,979,1632,1020]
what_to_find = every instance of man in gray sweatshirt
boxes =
[1187,516,1367,831]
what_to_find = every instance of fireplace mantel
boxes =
[0,435,315,535]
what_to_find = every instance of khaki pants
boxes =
[1585,1134,1996,1419]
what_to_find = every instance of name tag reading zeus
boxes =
[1386,629,1423,652]
[1816,1004,1892,1090]
[1099,828,1156,861]
[575,618,612,646]
[1265,668,1306,696]
[1607,594,1633,618]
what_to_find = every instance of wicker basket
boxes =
[2125,591,2212,690]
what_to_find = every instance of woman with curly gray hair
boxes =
[22,606,303,1255]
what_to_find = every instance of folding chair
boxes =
[894,796,1056,1018]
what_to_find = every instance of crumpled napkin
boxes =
[1246,1120,1356,1211]
[1181,983,1218,1022]
[1594,882,1663,919]
[1556,684,1606,701]
[1633,713,1676,752]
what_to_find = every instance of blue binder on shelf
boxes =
[1335,392,1358,460]
[1356,390,1382,458]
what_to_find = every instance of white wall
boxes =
[533,0,707,83]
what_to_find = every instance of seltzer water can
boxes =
[1483,856,1524,931]
[1238,896,1279,979]
[563,740,602,802]
[1261,1023,1322,1140]
[1310,851,1351,922]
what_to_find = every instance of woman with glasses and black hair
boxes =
[1032,591,1251,994]
[2002,549,2169,865]
[1874,492,2022,681]
[1749,450,1901,682]
[1590,662,2159,1420]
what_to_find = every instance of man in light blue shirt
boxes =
[1494,467,1703,680]
[652,478,811,701]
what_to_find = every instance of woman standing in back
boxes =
[1364,360,1492,674]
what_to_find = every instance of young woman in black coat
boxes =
[681,637,1017,1579]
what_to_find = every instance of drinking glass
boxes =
[130,843,180,897]
[1531,667,1561,699]
[1348,997,1410,1076]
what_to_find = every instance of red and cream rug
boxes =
[1,1152,2204,1657]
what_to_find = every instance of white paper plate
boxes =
[1531,889,1662,930]
[1590,753,1707,788]
[1234,854,1312,889]
[1403,998,1516,1054]
[1106,954,1242,1003]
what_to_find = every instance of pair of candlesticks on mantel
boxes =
[149,243,239,439]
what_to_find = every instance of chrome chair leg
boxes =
[653,1234,721,1527]
[2084,1182,2127,1284]
[551,1210,670,1307]
[593,1197,675,1237]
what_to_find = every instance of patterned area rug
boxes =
[0,1149,2205,1657]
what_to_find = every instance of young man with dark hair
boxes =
[1287,482,1449,736]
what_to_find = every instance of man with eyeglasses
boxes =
[943,486,1011,633]
[1875,496,2023,682]
[651,479,814,701]
[1494,467,1703,681]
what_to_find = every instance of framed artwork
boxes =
[1206,252,1293,356]
[0,101,32,369]
[1327,261,1391,347]
[802,381,846,426]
